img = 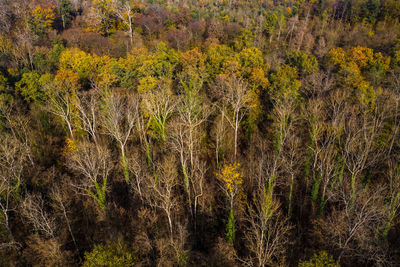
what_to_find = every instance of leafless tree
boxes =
[142,87,179,142]
[0,135,29,249]
[215,75,254,160]
[243,189,292,267]
[46,86,77,139]
[171,84,210,219]
[73,90,100,146]
[147,156,178,239]
[66,141,113,212]
[0,1,13,34]
[341,105,386,208]
[111,0,135,46]
[50,185,77,248]
[101,90,139,184]
[21,194,56,238]
[281,131,301,217]
[315,186,389,265]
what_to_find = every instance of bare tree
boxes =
[111,0,135,46]
[210,113,228,166]
[243,189,292,267]
[0,135,28,249]
[73,90,100,146]
[50,185,77,248]
[142,87,178,143]
[67,141,113,212]
[171,82,210,219]
[127,149,146,199]
[21,194,56,238]
[382,161,400,240]
[304,97,342,215]
[341,106,385,209]
[315,186,389,265]
[215,75,254,160]
[46,86,77,139]
[101,90,138,184]
[281,131,301,217]
[135,94,153,167]
[147,156,178,239]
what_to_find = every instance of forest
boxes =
[1,0,400,266]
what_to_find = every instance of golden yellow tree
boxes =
[217,162,243,243]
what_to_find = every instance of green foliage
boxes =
[0,74,8,93]
[233,28,253,51]
[236,47,264,78]
[299,251,339,267]
[311,172,322,203]
[82,239,137,267]
[48,44,66,70]
[86,176,108,212]
[58,0,73,28]
[360,0,381,24]
[206,44,233,79]
[15,72,52,103]
[265,8,286,42]
[286,50,319,76]
[269,65,301,100]
[115,42,178,91]
[225,209,236,244]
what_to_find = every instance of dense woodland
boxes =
[2,0,400,266]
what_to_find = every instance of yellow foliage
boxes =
[65,137,77,153]
[348,46,374,68]
[59,48,117,88]
[29,4,56,33]
[217,163,244,195]
[328,47,346,66]
[54,69,80,93]
[137,76,158,93]
[249,67,269,90]
[0,35,11,54]
[329,46,389,71]
[7,68,19,77]
[222,59,240,77]
[180,47,206,72]
[59,48,92,79]
[328,46,389,111]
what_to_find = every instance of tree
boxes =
[46,70,80,139]
[0,135,29,249]
[101,90,138,184]
[244,188,291,267]
[73,90,100,146]
[215,75,256,160]
[341,105,385,209]
[147,157,178,239]
[142,87,178,143]
[58,0,73,29]
[299,251,339,267]
[67,141,113,212]
[265,9,286,44]
[315,186,388,265]
[304,96,342,215]
[21,194,56,238]
[83,238,137,267]
[111,0,136,46]
[87,0,117,36]
[15,72,49,103]
[171,80,210,220]
[28,3,56,36]
[217,162,243,243]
